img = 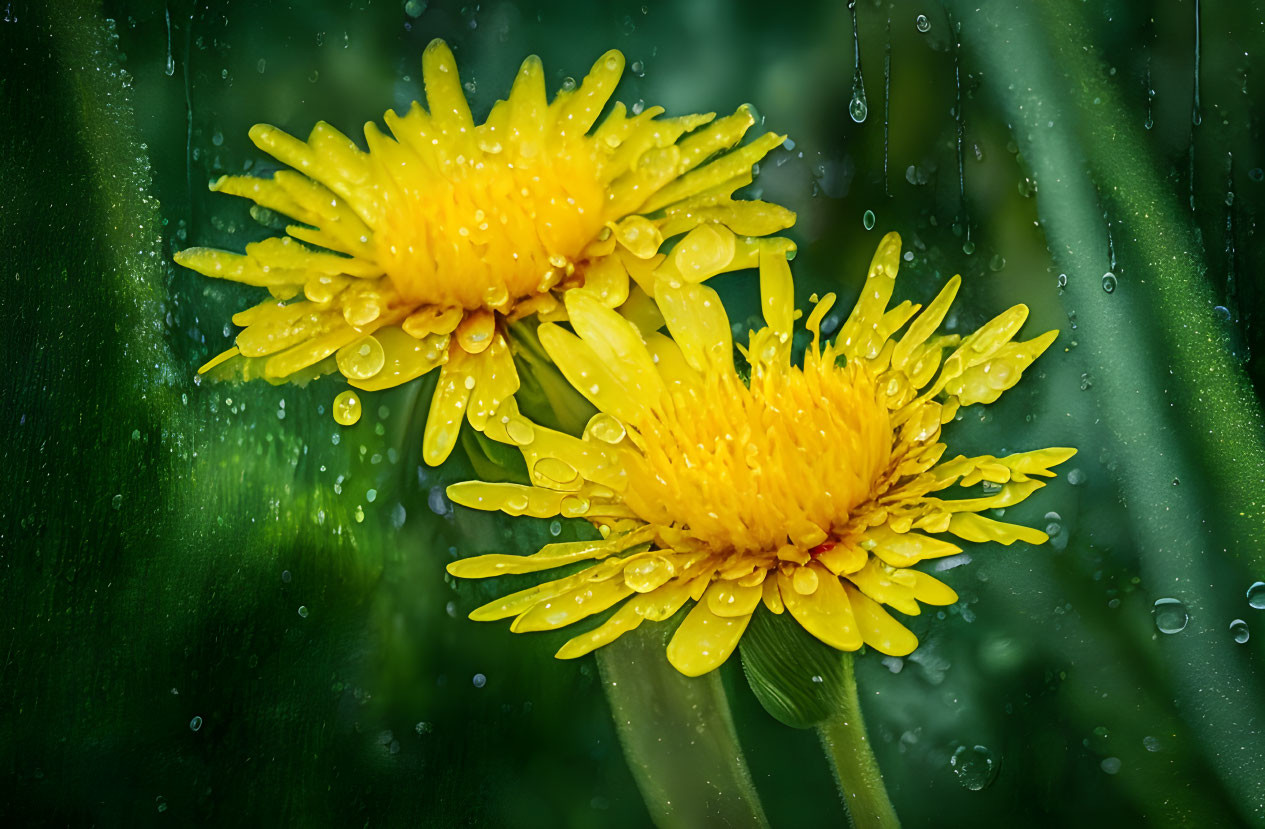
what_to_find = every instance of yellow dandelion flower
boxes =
[445,231,1075,676]
[177,39,795,465]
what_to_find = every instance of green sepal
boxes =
[739,606,850,729]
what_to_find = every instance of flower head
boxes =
[177,40,794,464]
[446,232,1075,676]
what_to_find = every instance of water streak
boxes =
[848,1,868,123]
[883,3,891,196]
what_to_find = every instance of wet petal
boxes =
[778,565,862,651]
[666,589,752,676]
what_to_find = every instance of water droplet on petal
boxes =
[336,335,385,380]
[585,413,626,444]
[623,555,675,592]
[533,456,579,487]
[792,566,820,595]
[505,416,536,445]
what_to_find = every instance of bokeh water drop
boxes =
[950,744,998,791]
[1152,598,1188,634]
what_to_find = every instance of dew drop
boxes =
[1100,756,1122,775]
[549,519,562,537]
[333,390,362,425]
[915,13,931,32]
[1230,618,1250,644]
[1247,581,1265,609]
[472,673,486,688]
[862,209,876,230]
[111,493,123,510]
[403,0,427,17]
[950,744,998,791]
[1152,597,1188,634]
[1101,272,1117,293]
[189,715,203,732]
[297,605,310,618]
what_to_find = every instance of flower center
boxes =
[375,146,607,311]
[623,361,894,556]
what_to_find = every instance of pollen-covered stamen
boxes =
[371,124,607,310]
[622,360,893,556]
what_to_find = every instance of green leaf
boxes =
[739,607,847,729]
[461,424,529,483]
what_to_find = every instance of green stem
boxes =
[596,624,770,829]
[814,655,900,829]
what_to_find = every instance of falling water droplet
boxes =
[1152,598,1188,634]
[849,90,868,123]
[1101,272,1117,293]
[950,745,998,791]
[1230,618,1250,644]
[1247,581,1265,609]
[333,390,362,425]
[862,209,876,230]
[915,13,931,32]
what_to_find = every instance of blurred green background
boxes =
[2,0,1264,826]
